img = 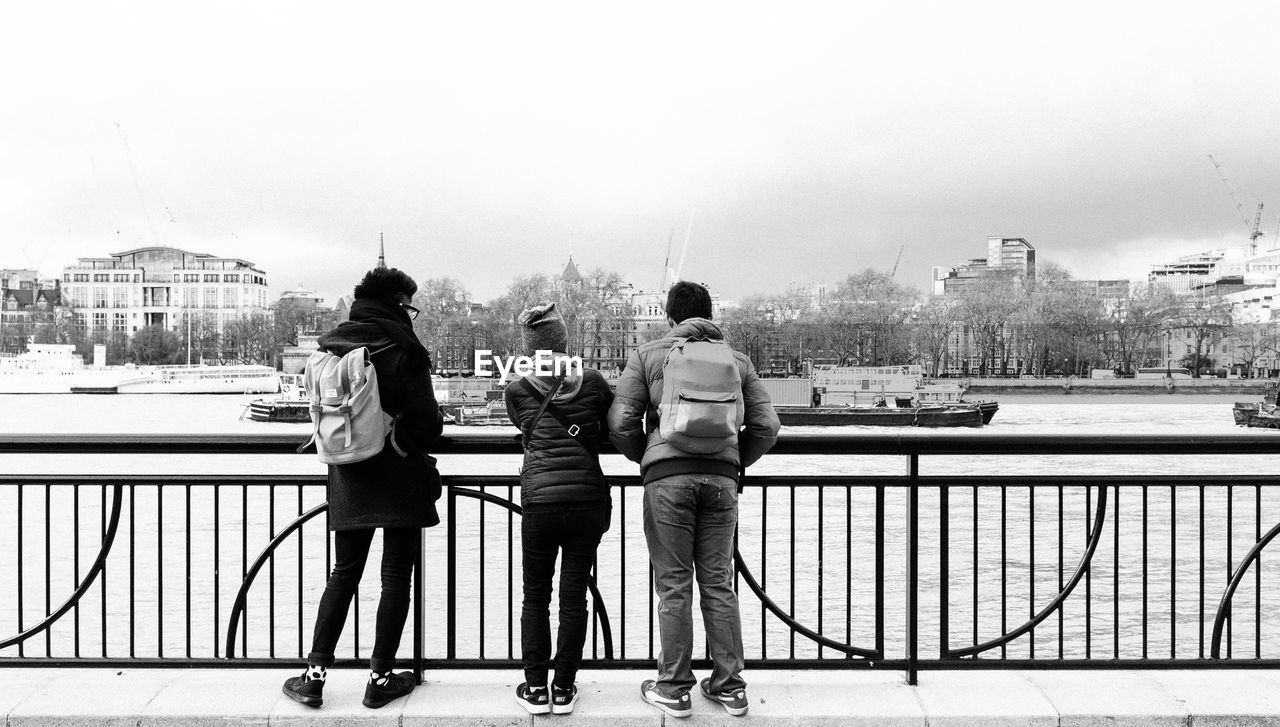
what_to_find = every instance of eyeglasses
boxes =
[401,303,421,321]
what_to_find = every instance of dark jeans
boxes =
[308,526,419,673]
[643,473,744,694]
[520,503,610,688]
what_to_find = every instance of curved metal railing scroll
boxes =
[1210,519,1280,659]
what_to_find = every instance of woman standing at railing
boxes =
[282,265,444,710]
[504,303,614,716]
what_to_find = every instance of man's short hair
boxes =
[353,267,418,300]
[665,281,713,323]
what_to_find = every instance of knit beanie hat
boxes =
[518,302,569,356]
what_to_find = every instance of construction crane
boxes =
[890,244,905,280]
[1208,154,1266,253]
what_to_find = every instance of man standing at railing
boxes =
[609,281,780,719]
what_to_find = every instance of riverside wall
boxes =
[964,377,1273,395]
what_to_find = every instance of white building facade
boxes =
[60,246,270,337]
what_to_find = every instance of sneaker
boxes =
[282,675,323,708]
[363,671,415,709]
[700,678,748,716]
[641,679,691,718]
[551,684,578,714]
[515,682,551,714]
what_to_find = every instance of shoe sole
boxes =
[516,696,551,715]
[363,690,412,709]
[550,694,578,714]
[282,685,322,708]
[641,687,691,719]
[701,687,748,716]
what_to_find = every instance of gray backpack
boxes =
[298,346,393,464]
[658,336,744,453]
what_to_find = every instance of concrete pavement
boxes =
[3,668,1280,726]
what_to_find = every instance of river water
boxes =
[2,392,1279,665]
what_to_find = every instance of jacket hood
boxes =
[670,317,723,341]
[317,322,395,357]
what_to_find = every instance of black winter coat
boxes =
[317,302,444,530]
[504,368,613,509]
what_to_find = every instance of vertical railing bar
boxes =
[1227,484,1233,658]
[789,483,796,659]
[74,484,81,657]
[101,485,108,658]
[446,487,456,660]
[128,483,134,659]
[157,484,164,658]
[46,484,53,656]
[1028,483,1035,658]
[875,483,884,660]
[939,482,949,659]
[846,484,852,650]
[760,485,767,658]
[185,483,192,659]
[1256,484,1262,659]
[479,484,486,659]
[1000,485,1006,659]
[620,480,627,659]
[298,485,305,658]
[1198,484,1205,659]
[1085,485,1092,659]
[241,484,248,658]
[817,486,825,660]
[1113,485,1120,659]
[213,485,220,659]
[1141,484,1148,660]
[1058,484,1064,659]
[906,452,919,685]
[1171,485,1177,660]
[507,481,514,660]
[268,485,276,659]
[972,484,978,648]
[17,484,24,658]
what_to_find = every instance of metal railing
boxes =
[3,431,1280,684]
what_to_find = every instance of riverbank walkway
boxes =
[4,667,1280,725]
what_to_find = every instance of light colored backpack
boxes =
[658,336,745,453]
[297,346,393,464]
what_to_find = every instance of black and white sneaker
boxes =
[700,678,748,716]
[551,684,578,714]
[282,674,324,707]
[363,671,415,709]
[515,682,550,714]
[640,679,691,718]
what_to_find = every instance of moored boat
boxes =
[245,375,310,423]
[769,364,998,428]
[1233,382,1278,429]
[776,403,984,428]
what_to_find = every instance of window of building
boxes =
[173,274,180,283]
[93,287,108,308]
[184,274,200,283]
[113,313,128,331]
[184,288,198,308]
[63,274,70,282]
[224,274,239,283]
[92,312,106,330]
[112,287,128,308]
[222,287,236,308]
[114,274,130,283]
[93,273,110,282]
[204,274,219,283]
[203,288,217,309]
[73,274,89,282]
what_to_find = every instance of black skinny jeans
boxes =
[308,527,419,673]
[520,503,610,688]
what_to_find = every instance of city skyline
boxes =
[4,3,1279,306]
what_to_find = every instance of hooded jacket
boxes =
[317,298,444,530]
[607,317,780,484]
[504,363,613,509]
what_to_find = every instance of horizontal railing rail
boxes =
[2,431,1280,685]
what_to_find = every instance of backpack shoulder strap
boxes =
[517,374,565,449]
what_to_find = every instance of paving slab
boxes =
[787,670,925,727]
[912,671,1058,727]
[1025,671,1189,727]
[0,669,49,721]
[401,670,530,727]
[139,669,284,727]
[6,669,179,727]
[1147,670,1280,727]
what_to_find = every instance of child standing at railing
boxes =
[504,303,614,715]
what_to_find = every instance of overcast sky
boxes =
[4,2,1280,305]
